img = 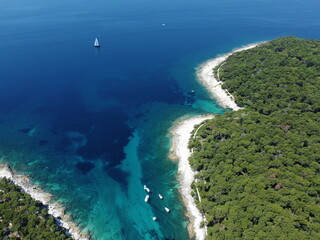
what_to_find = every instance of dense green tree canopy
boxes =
[0,178,72,240]
[189,36,320,239]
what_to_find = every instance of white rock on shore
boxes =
[170,42,264,240]
[170,115,214,240]
[197,43,263,111]
[0,163,89,240]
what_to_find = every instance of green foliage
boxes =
[0,178,72,240]
[190,37,320,239]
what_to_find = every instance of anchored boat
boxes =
[144,185,151,193]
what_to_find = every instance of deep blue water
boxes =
[1,0,320,239]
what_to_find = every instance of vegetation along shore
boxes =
[170,42,265,239]
[188,36,320,239]
[1,36,320,240]
[0,163,89,240]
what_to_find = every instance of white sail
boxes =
[94,38,100,47]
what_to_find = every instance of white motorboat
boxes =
[144,185,150,193]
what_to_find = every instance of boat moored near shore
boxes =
[144,185,151,193]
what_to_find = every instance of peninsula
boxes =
[185,36,320,239]
[170,42,263,239]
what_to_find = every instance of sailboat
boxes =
[94,38,100,47]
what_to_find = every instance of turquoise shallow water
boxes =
[1,0,320,239]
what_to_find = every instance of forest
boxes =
[189,36,320,239]
[0,178,72,240]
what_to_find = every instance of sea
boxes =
[0,0,319,239]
